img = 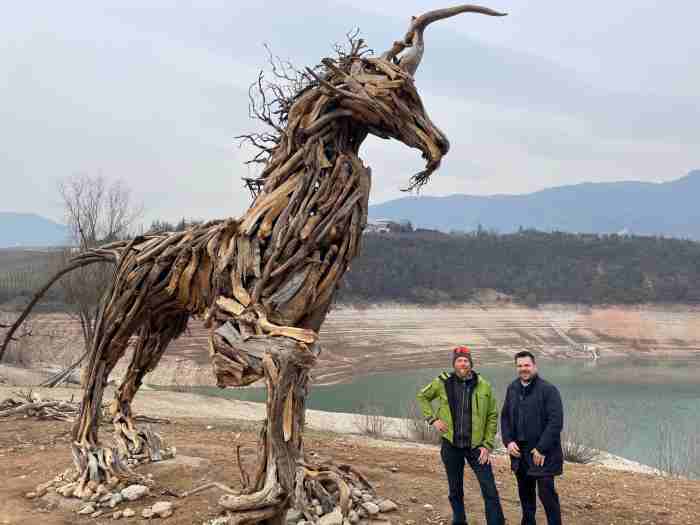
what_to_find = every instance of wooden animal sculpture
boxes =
[1,5,506,523]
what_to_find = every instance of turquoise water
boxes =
[159,358,700,467]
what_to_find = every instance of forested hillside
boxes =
[2,230,700,309]
[339,230,700,305]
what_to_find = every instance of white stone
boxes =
[378,499,398,512]
[77,503,95,515]
[121,484,149,501]
[286,508,303,523]
[361,502,379,515]
[151,501,174,518]
[108,493,123,508]
[122,508,135,518]
[319,508,344,525]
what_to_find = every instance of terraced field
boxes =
[3,303,699,386]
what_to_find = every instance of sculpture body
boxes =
[0,6,506,523]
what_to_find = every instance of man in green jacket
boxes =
[417,346,505,525]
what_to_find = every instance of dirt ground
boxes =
[1,411,699,525]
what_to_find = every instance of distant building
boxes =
[365,218,393,234]
[364,218,413,234]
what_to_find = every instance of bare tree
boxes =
[59,174,142,248]
[0,319,32,366]
[55,174,143,362]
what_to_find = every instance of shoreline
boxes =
[0,384,660,478]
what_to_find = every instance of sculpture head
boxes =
[246,5,506,193]
[359,4,507,189]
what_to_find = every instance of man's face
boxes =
[454,356,472,377]
[516,356,537,382]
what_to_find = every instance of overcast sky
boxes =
[1,1,698,226]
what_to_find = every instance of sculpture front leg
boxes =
[207,317,317,522]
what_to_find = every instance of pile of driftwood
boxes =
[0,392,77,421]
[0,390,169,425]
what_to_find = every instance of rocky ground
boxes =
[1,387,699,525]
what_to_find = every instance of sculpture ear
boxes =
[380,5,507,76]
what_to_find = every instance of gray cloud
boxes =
[1,1,697,226]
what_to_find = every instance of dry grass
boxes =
[353,403,390,437]
[656,419,700,479]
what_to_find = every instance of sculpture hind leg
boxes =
[69,289,150,495]
[110,312,188,463]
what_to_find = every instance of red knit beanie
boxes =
[452,345,472,365]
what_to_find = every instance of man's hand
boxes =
[507,441,521,458]
[432,419,448,433]
[531,448,546,467]
[478,447,491,465]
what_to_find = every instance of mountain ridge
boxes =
[0,212,68,248]
[369,170,700,238]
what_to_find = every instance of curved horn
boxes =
[382,5,507,76]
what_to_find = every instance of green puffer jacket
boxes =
[416,371,499,449]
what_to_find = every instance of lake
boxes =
[163,357,700,471]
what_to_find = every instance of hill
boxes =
[340,230,700,305]
[369,170,700,239]
[0,213,68,248]
[3,230,700,308]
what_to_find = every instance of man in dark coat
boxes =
[500,351,564,525]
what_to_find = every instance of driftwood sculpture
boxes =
[1,5,505,523]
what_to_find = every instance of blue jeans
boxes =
[440,439,505,525]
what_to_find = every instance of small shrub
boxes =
[353,403,388,437]
[400,399,442,445]
[562,440,600,464]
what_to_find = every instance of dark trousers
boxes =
[441,439,505,525]
[515,448,562,525]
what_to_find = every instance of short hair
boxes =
[514,350,536,364]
